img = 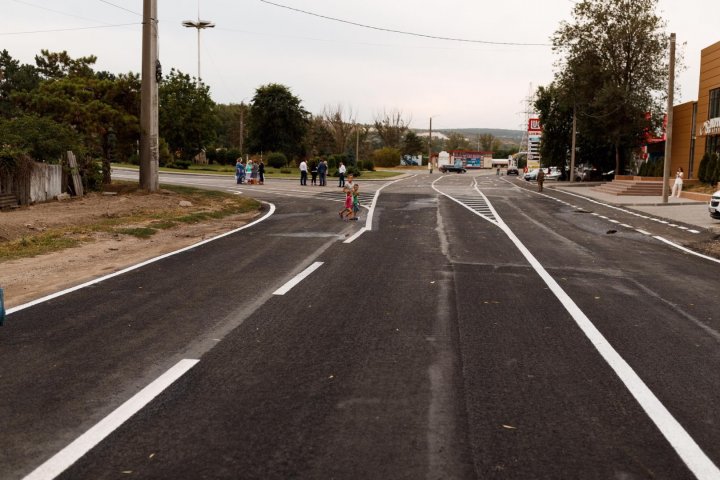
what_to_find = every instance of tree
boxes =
[552,0,667,173]
[0,114,82,162]
[478,134,497,152]
[534,84,573,168]
[305,114,335,157]
[34,49,97,80]
[214,103,248,152]
[372,147,401,167]
[323,104,355,155]
[373,109,410,149]
[446,132,470,151]
[246,83,309,160]
[159,69,217,161]
[402,131,424,156]
[0,50,40,116]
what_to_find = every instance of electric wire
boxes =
[259,0,551,47]
[0,23,142,36]
[11,0,114,25]
[96,0,142,17]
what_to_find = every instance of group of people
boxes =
[235,158,265,185]
[338,173,360,221]
[299,160,348,187]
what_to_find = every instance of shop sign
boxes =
[701,117,720,136]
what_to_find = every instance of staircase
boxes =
[594,178,664,196]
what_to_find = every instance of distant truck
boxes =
[439,160,467,174]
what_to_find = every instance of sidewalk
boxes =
[550,183,720,233]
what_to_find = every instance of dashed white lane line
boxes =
[636,229,652,236]
[23,359,200,480]
[436,183,720,480]
[273,262,324,295]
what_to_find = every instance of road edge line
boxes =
[272,262,324,295]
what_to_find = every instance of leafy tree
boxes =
[478,134,496,152]
[402,131,424,156]
[372,147,401,167]
[266,152,287,168]
[0,114,82,162]
[0,50,40,116]
[159,69,218,161]
[214,103,248,151]
[305,114,335,157]
[446,132,470,151]
[34,49,97,80]
[246,83,309,159]
[534,84,573,167]
[551,0,667,173]
[373,109,409,149]
[323,104,356,154]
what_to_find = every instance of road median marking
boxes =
[273,262,324,295]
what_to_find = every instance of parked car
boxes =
[507,167,519,176]
[440,161,467,173]
[575,167,602,182]
[524,167,561,181]
[524,169,539,181]
[709,190,720,219]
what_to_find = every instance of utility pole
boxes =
[662,33,676,203]
[139,0,159,192]
[355,125,360,166]
[428,116,433,168]
[570,105,577,182]
[239,103,244,155]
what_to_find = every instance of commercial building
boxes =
[671,40,720,178]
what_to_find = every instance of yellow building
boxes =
[673,40,720,178]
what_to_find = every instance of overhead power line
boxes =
[12,0,114,25]
[259,0,551,47]
[96,0,142,17]
[0,23,142,36]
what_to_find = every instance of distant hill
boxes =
[412,127,523,145]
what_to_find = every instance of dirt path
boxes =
[0,190,259,309]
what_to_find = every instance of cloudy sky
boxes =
[2,0,719,130]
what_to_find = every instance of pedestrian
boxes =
[258,159,265,185]
[246,160,253,185]
[339,188,353,221]
[299,159,308,186]
[672,167,684,198]
[251,160,259,185]
[537,167,545,192]
[235,158,244,184]
[496,167,500,176]
[351,183,361,221]
[311,161,318,186]
[428,160,433,174]
[318,159,327,186]
[338,162,346,187]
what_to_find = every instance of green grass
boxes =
[0,233,81,261]
[114,227,158,239]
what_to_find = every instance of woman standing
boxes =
[251,160,259,185]
[246,160,253,185]
[258,159,265,185]
[671,167,684,198]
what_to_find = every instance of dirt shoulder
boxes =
[0,184,261,309]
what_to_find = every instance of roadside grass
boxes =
[0,182,262,262]
[113,163,402,180]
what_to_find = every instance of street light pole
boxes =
[662,33,676,203]
[139,0,159,192]
[182,15,215,85]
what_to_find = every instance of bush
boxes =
[280,168,291,174]
[372,147,402,167]
[698,152,710,182]
[267,152,287,169]
[0,114,83,163]
[356,160,364,171]
[364,160,375,171]
[78,156,103,191]
[167,160,191,169]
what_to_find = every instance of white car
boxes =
[710,190,720,219]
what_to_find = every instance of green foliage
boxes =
[78,156,103,191]
[246,83,309,160]
[114,227,157,239]
[364,160,375,171]
[372,147,401,167]
[159,69,218,160]
[698,152,710,182]
[159,138,173,167]
[214,103,247,150]
[206,148,241,166]
[328,153,348,169]
[356,160,364,171]
[267,152,287,169]
[34,49,97,79]
[167,160,191,169]
[445,132,470,151]
[403,131,424,156]
[0,50,41,116]
[0,115,82,162]
[280,168,291,174]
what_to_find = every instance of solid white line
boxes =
[620,224,634,229]
[436,182,720,479]
[344,227,367,244]
[688,229,701,234]
[23,359,200,480]
[7,204,276,315]
[364,175,414,232]
[273,262,324,295]
[636,229,652,235]
[653,236,720,265]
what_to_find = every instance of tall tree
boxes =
[446,132,470,151]
[323,104,355,155]
[373,109,410,149]
[552,0,667,173]
[0,50,40,116]
[478,134,496,151]
[246,83,309,159]
[402,131,424,156]
[214,103,248,151]
[158,69,217,161]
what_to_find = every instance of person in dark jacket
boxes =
[258,160,265,185]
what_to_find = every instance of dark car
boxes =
[507,167,519,176]
[440,161,467,173]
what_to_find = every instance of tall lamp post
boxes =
[182,16,215,85]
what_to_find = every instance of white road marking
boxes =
[636,229,652,235]
[273,262,324,295]
[7,203,277,315]
[653,236,720,265]
[620,224,634,229]
[22,359,200,480]
[346,175,413,243]
[344,227,367,244]
[434,183,720,479]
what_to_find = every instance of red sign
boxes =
[528,118,541,132]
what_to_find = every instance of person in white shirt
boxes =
[299,160,308,186]
[671,167,683,198]
[338,162,346,187]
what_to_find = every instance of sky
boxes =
[2,0,719,131]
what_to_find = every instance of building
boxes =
[671,40,720,178]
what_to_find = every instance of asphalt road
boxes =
[2,170,720,479]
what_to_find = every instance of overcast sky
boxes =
[2,0,719,130]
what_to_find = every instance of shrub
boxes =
[364,160,375,171]
[356,160,364,171]
[698,152,710,182]
[267,152,287,169]
[372,147,402,167]
[167,160,191,169]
